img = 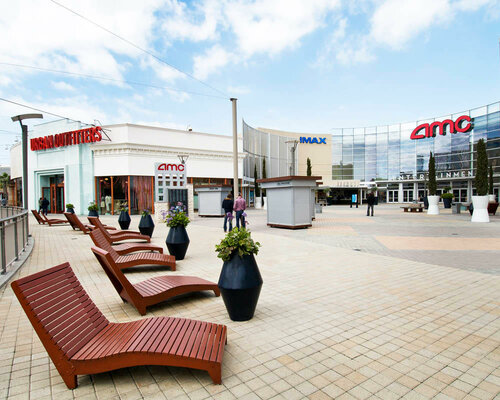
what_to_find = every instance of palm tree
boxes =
[0,173,10,202]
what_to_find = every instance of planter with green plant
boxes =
[88,201,99,217]
[65,203,75,213]
[441,188,453,208]
[164,206,190,260]
[216,228,263,321]
[472,139,489,222]
[427,152,440,215]
[117,202,131,230]
[138,209,155,237]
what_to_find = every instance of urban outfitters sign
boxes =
[30,126,103,151]
[410,116,473,140]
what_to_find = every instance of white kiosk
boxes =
[258,176,321,229]
[196,185,232,217]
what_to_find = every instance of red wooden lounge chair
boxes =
[32,209,68,226]
[88,216,150,243]
[89,227,163,255]
[11,263,227,389]
[92,247,219,315]
[64,212,117,234]
[90,230,175,271]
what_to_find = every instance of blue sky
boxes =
[1,0,499,165]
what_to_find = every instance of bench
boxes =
[64,212,116,234]
[31,209,68,226]
[90,229,175,271]
[401,206,424,213]
[11,262,226,388]
[88,216,150,243]
[92,247,219,315]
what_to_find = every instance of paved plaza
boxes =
[0,204,499,399]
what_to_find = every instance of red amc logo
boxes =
[410,115,473,140]
[157,163,185,172]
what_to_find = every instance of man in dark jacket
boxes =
[221,194,234,232]
[41,197,50,216]
[366,192,375,217]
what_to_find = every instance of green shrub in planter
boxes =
[441,193,454,199]
[215,228,261,262]
[65,203,74,209]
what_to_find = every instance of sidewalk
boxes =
[0,206,499,399]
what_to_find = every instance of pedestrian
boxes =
[221,194,234,232]
[233,193,247,229]
[41,197,50,216]
[366,192,375,217]
[38,197,43,212]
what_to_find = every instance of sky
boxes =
[1,0,500,166]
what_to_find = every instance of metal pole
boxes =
[22,124,28,210]
[231,98,238,197]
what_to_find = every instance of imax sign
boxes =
[300,137,326,144]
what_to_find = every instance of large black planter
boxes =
[66,207,74,214]
[443,198,452,208]
[88,210,98,217]
[166,225,190,260]
[138,214,155,237]
[118,211,131,230]
[218,253,263,321]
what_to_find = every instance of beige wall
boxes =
[258,127,333,184]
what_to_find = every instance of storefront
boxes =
[244,101,500,203]
[10,120,245,215]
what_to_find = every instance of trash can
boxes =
[452,202,461,214]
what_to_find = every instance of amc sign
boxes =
[157,163,185,172]
[410,116,473,140]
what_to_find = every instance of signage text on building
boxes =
[299,137,326,144]
[410,116,472,140]
[397,170,473,180]
[157,163,185,172]
[30,126,103,151]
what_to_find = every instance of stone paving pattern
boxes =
[0,204,499,399]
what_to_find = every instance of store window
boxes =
[130,176,153,214]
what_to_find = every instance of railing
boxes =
[0,206,29,274]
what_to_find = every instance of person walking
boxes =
[366,192,375,217]
[221,194,234,232]
[234,193,246,229]
[38,197,43,212]
[41,197,50,216]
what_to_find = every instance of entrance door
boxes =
[50,183,65,213]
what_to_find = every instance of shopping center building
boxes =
[10,119,245,215]
[243,101,500,204]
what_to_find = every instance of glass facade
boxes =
[330,102,500,182]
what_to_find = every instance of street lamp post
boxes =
[230,98,238,197]
[11,114,43,211]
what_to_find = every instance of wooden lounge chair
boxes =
[64,212,117,234]
[92,247,220,315]
[90,227,163,255]
[90,230,175,271]
[11,262,227,389]
[88,216,151,243]
[31,209,68,226]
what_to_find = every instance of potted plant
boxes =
[117,202,131,230]
[65,203,75,213]
[489,165,496,203]
[164,206,190,260]
[427,152,439,215]
[216,228,263,321]
[138,209,155,237]
[88,201,99,217]
[472,139,489,222]
[441,187,453,209]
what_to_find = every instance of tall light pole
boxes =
[230,98,238,197]
[11,113,43,210]
[286,140,298,175]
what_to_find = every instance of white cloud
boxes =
[228,85,251,95]
[193,45,235,80]
[51,81,76,91]
[370,0,451,50]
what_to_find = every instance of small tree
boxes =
[254,164,260,197]
[428,152,437,196]
[306,157,312,176]
[475,139,488,196]
[489,165,494,195]
[0,173,10,201]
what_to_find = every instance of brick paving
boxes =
[0,205,499,399]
